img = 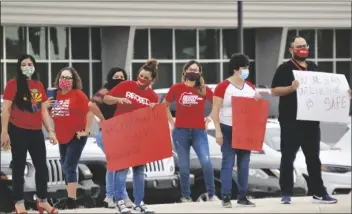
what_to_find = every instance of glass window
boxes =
[175,29,196,59]
[51,63,69,87]
[336,29,351,58]
[0,63,3,94]
[1,26,3,59]
[91,27,101,60]
[72,63,90,96]
[199,29,220,59]
[36,63,49,89]
[133,29,148,59]
[5,26,27,59]
[131,63,144,81]
[49,27,69,60]
[28,27,48,60]
[244,29,255,59]
[336,61,351,84]
[298,30,315,58]
[92,63,102,94]
[6,63,17,81]
[202,63,221,84]
[284,29,297,59]
[176,63,185,83]
[151,29,172,59]
[223,62,230,79]
[71,28,89,59]
[317,30,333,58]
[223,29,237,60]
[152,63,173,89]
[317,61,333,73]
[249,62,256,84]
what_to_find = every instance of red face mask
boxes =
[294,47,309,58]
[137,76,151,88]
[59,79,72,90]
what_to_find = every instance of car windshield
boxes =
[265,127,331,151]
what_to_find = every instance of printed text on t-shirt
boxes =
[126,91,150,105]
[179,92,203,107]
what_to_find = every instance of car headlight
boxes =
[233,167,269,179]
[321,165,351,173]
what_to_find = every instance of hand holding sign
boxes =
[293,70,350,123]
[231,97,269,152]
[101,104,173,171]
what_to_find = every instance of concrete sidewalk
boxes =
[59,195,351,213]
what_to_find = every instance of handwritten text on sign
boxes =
[231,97,269,152]
[293,70,350,123]
[101,104,173,171]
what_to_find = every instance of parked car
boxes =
[0,100,99,212]
[154,86,307,201]
[263,118,351,196]
[41,118,189,206]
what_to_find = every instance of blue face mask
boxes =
[240,69,249,80]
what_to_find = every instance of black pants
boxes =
[279,120,326,197]
[8,123,48,203]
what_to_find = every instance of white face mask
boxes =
[240,69,249,80]
[23,67,35,77]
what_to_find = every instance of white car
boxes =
[263,119,351,195]
[335,124,351,151]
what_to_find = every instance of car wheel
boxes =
[94,180,106,207]
[191,171,223,201]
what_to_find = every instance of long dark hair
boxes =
[103,67,128,90]
[14,54,40,111]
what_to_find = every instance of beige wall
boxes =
[1,1,351,28]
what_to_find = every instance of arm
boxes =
[42,103,54,133]
[163,85,176,127]
[84,111,94,133]
[271,64,294,97]
[271,86,295,97]
[88,101,105,122]
[210,96,223,133]
[103,81,127,105]
[103,95,122,105]
[1,100,12,134]
[163,99,175,127]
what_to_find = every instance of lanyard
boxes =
[290,58,307,71]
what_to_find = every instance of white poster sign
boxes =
[293,70,351,123]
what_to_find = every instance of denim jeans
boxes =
[220,123,251,200]
[96,130,129,199]
[115,165,145,206]
[172,127,215,199]
[59,135,87,183]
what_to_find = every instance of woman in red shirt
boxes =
[48,67,93,209]
[1,54,58,214]
[103,59,159,214]
[163,60,216,203]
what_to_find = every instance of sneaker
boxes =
[116,200,131,213]
[312,194,338,204]
[124,197,134,208]
[281,196,291,204]
[180,197,193,203]
[221,195,232,208]
[133,202,154,213]
[208,195,220,202]
[237,198,256,207]
[104,197,116,208]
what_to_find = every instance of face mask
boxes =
[137,76,151,88]
[293,47,309,61]
[185,72,200,81]
[59,79,73,90]
[240,69,249,80]
[23,67,35,77]
[108,79,124,89]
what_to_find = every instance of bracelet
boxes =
[49,129,55,133]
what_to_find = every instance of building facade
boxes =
[1,1,351,97]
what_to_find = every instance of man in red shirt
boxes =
[163,60,216,203]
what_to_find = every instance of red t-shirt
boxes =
[3,79,48,130]
[51,89,89,144]
[107,81,158,117]
[165,83,213,129]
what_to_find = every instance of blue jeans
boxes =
[172,128,215,199]
[59,135,87,183]
[96,130,129,199]
[220,123,251,200]
[115,165,145,206]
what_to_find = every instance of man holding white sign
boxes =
[271,36,338,205]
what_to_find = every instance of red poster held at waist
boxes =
[231,97,269,152]
[101,104,173,171]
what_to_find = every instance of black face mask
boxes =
[107,79,124,90]
[184,72,200,81]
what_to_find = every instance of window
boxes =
[298,30,315,58]
[336,62,351,84]
[317,62,333,73]
[152,63,173,89]
[92,63,102,93]
[199,29,220,59]
[284,30,297,59]
[317,30,333,58]
[175,29,196,59]
[2,26,101,97]
[134,29,148,59]
[336,29,351,58]
[1,26,3,59]
[150,29,172,59]
[202,63,221,84]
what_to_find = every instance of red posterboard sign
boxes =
[231,97,269,152]
[101,104,173,171]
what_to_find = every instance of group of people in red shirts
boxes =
[1,37,339,214]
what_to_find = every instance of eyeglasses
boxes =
[187,68,200,73]
[294,44,309,49]
[60,76,73,80]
